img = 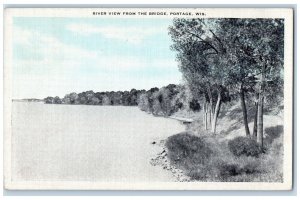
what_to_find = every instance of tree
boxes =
[171,84,194,112]
[102,94,111,105]
[169,18,283,140]
[53,96,62,104]
[63,92,79,104]
[169,18,229,134]
[129,89,138,105]
[44,96,54,104]
[217,19,283,141]
[212,19,259,137]
[218,19,284,147]
[138,93,150,112]
[158,84,180,116]
[246,19,284,149]
[121,91,131,106]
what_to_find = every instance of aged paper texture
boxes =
[4,8,293,190]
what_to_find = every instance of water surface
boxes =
[11,102,185,182]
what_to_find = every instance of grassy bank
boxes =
[164,102,283,182]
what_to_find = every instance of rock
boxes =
[160,150,166,155]
[151,141,156,144]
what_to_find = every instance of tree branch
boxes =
[209,29,226,52]
[204,52,218,57]
[185,30,219,54]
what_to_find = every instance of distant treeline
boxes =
[44,84,200,116]
[44,89,145,106]
[14,98,43,102]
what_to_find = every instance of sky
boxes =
[12,17,182,99]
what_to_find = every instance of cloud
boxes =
[13,25,176,74]
[14,26,100,61]
[13,26,102,76]
[66,23,161,45]
[12,25,181,99]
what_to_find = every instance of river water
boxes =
[11,102,185,182]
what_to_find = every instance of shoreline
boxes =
[148,112,193,182]
[149,138,191,182]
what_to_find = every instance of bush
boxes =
[228,136,261,157]
[189,99,201,111]
[165,133,280,182]
[166,132,213,167]
[243,162,260,174]
[218,163,241,179]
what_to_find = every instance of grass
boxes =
[165,131,283,182]
[165,100,284,182]
[228,136,261,157]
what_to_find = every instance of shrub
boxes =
[165,133,280,181]
[187,164,214,180]
[218,163,241,179]
[189,99,201,111]
[228,136,261,157]
[166,132,213,168]
[242,162,260,174]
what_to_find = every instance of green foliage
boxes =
[166,132,213,167]
[165,131,282,182]
[189,99,201,111]
[44,96,54,104]
[44,96,62,104]
[228,136,261,157]
[44,89,145,106]
[138,93,150,111]
[45,83,202,116]
[138,84,201,116]
[53,96,62,104]
[218,163,241,179]
[169,18,284,134]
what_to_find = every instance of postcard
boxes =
[3,8,293,190]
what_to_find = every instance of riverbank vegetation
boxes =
[44,89,145,106]
[163,18,284,182]
[44,84,201,116]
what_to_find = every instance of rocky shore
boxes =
[150,139,190,182]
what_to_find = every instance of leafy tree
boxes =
[53,96,62,104]
[102,94,111,105]
[44,96,54,104]
[169,18,283,141]
[138,93,150,112]
[243,19,284,148]
[216,19,283,141]
[169,18,230,133]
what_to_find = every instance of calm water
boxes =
[11,102,185,182]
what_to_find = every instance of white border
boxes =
[3,8,294,190]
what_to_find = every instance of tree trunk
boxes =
[205,107,208,130]
[257,94,264,150]
[202,108,205,125]
[257,65,266,151]
[240,88,250,137]
[252,101,258,140]
[203,102,208,130]
[207,87,214,114]
[212,91,222,134]
[209,107,212,126]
